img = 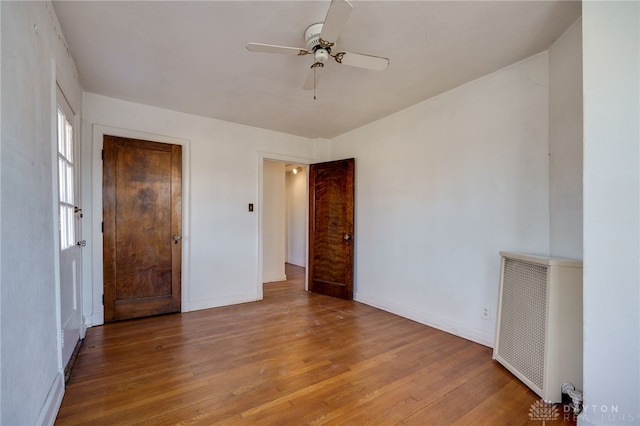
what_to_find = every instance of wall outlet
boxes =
[481,306,491,320]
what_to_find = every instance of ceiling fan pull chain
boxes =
[310,62,323,100]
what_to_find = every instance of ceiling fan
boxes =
[246,0,389,93]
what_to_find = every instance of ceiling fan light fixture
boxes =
[314,48,330,63]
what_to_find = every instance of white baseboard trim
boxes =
[37,371,65,426]
[188,293,261,312]
[263,273,287,283]
[80,323,87,339]
[286,258,306,268]
[355,292,494,348]
[90,310,104,327]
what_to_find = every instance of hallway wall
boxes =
[286,167,307,267]
[263,161,286,283]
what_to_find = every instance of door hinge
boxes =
[102,294,104,305]
[101,222,104,233]
[101,149,104,160]
[61,330,65,348]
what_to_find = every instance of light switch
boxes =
[248,203,254,212]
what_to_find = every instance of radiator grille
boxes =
[498,258,548,390]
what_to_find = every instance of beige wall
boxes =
[549,18,583,259]
[82,93,321,319]
[262,161,286,283]
[330,52,551,346]
[286,167,307,267]
[581,2,640,423]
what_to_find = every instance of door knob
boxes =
[172,234,182,244]
[343,234,352,242]
[76,240,86,247]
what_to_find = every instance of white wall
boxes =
[1,2,83,424]
[549,19,583,260]
[263,161,286,283]
[82,93,322,323]
[286,168,307,267]
[330,53,551,346]
[581,2,639,425]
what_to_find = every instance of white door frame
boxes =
[88,126,191,325]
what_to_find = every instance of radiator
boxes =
[493,252,583,403]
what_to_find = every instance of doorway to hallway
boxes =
[262,160,307,286]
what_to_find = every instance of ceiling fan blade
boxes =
[246,43,310,56]
[303,64,323,90]
[336,51,390,71]
[320,0,353,43]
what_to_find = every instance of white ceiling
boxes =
[53,1,581,139]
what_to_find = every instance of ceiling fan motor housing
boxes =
[304,23,325,51]
[315,49,329,63]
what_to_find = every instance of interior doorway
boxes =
[261,159,307,286]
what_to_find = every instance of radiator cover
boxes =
[493,252,583,403]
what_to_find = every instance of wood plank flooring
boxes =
[56,264,578,425]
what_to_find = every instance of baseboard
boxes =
[90,310,104,327]
[286,258,306,268]
[355,292,494,348]
[263,273,287,283]
[36,372,65,426]
[188,293,261,312]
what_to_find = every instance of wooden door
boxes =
[308,158,354,299]
[103,135,182,322]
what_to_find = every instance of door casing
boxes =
[257,153,314,298]
[89,126,190,326]
[258,154,356,301]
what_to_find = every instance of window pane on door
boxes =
[57,107,75,250]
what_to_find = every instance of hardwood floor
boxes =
[56,264,577,425]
